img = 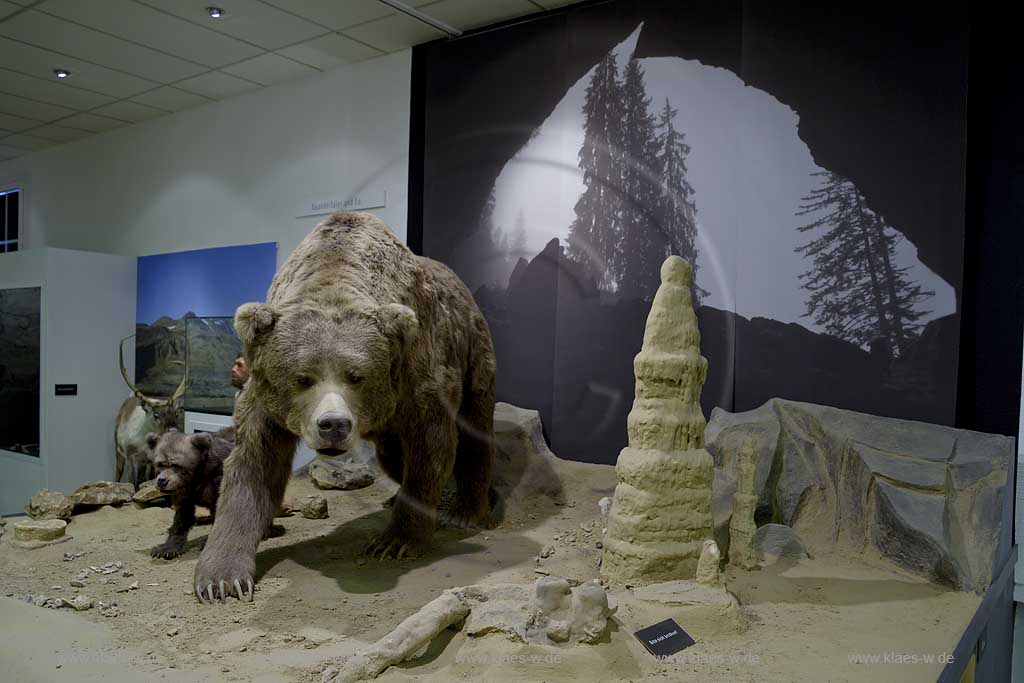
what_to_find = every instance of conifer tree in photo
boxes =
[617,58,663,301]
[796,172,932,355]
[567,51,626,291]
[654,98,706,303]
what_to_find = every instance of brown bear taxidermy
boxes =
[194,212,497,603]
[148,427,233,559]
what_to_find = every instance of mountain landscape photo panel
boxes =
[134,243,276,417]
[415,0,968,464]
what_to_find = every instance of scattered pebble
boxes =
[540,545,555,558]
[166,628,179,637]
[70,580,86,588]
[534,568,550,576]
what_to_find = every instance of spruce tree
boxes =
[511,208,529,257]
[567,52,626,291]
[796,172,932,355]
[617,58,663,301]
[654,98,705,303]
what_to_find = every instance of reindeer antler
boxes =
[118,334,147,401]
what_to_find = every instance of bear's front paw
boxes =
[363,528,426,561]
[150,541,185,560]
[194,552,255,604]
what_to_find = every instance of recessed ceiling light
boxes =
[53,69,70,79]
[206,6,224,19]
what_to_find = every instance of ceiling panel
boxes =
[139,0,327,50]
[0,132,55,151]
[419,0,538,31]
[0,111,38,132]
[221,52,320,86]
[60,112,129,132]
[0,36,157,98]
[27,122,93,143]
[261,0,394,30]
[341,12,445,53]
[94,100,167,123]
[0,67,115,109]
[37,0,263,68]
[0,11,209,83]
[0,93,77,122]
[276,33,383,70]
[176,70,261,99]
[129,85,211,112]
[0,1,20,21]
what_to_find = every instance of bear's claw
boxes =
[364,535,418,561]
[194,577,253,604]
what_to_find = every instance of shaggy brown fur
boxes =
[148,428,234,559]
[194,212,497,602]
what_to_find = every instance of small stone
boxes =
[133,479,170,507]
[534,569,550,576]
[71,595,94,611]
[122,570,133,577]
[300,493,329,520]
[309,460,374,491]
[238,645,247,652]
[166,627,179,637]
[540,545,555,559]
[598,497,613,516]
[322,666,340,683]
[70,580,86,588]
[595,541,603,549]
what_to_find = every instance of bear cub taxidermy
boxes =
[147,427,234,559]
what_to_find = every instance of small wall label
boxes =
[54,384,78,396]
[633,618,695,658]
[297,190,387,218]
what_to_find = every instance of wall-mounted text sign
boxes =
[296,190,387,218]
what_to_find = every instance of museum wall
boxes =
[0,50,411,263]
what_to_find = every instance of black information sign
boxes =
[54,384,78,396]
[633,618,695,658]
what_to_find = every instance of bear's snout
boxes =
[157,474,171,491]
[317,412,352,443]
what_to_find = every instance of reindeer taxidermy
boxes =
[115,334,189,487]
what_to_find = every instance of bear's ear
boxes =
[145,432,160,450]
[191,432,213,452]
[235,302,278,347]
[374,303,418,347]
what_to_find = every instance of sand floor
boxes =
[0,458,979,683]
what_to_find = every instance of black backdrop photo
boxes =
[408,0,1009,465]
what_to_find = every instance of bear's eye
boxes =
[347,369,364,384]
[295,375,315,389]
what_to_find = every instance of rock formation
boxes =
[727,438,759,570]
[25,490,74,521]
[323,577,615,683]
[69,481,135,508]
[707,398,1015,592]
[601,256,714,584]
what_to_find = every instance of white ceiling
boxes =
[0,0,582,161]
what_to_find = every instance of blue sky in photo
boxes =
[136,243,276,324]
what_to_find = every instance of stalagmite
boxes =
[729,437,759,570]
[695,539,722,585]
[600,256,714,585]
